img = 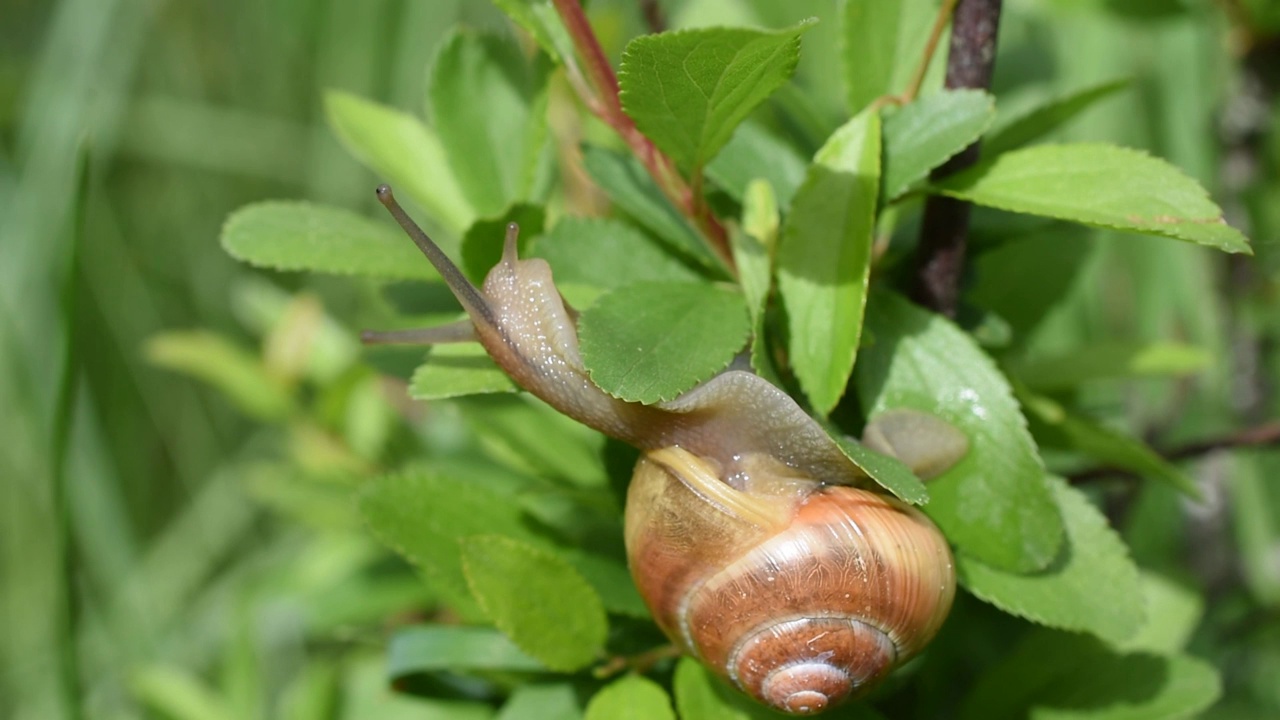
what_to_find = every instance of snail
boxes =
[367,185,966,715]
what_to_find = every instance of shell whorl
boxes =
[625,448,955,715]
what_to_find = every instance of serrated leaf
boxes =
[585,676,675,720]
[827,432,929,505]
[409,344,519,400]
[1011,341,1211,391]
[707,122,807,208]
[533,216,702,289]
[222,201,437,280]
[935,143,1252,254]
[578,282,750,403]
[842,0,940,113]
[881,89,995,200]
[619,23,809,172]
[387,626,545,683]
[560,551,650,619]
[959,631,1221,720]
[958,477,1144,644]
[985,78,1130,156]
[429,29,551,217]
[325,91,473,237]
[1020,390,1201,499]
[1111,572,1204,655]
[779,110,881,416]
[461,535,607,672]
[146,331,293,421]
[857,292,1062,571]
[461,204,546,282]
[358,468,539,618]
[580,145,718,271]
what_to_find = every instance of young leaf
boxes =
[778,110,881,416]
[580,146,717,270]
[856,292,1063,571]
[841,0,940,113]
[325,91,473,236]
[985,78,1129,156]
[707,122,808,208]
[957,477,1145,644]
[578,282,751,403]
[146,331,293,422]
[935,143,1252,254]
[534,216,702,289]
[409,344,520,401]
[222,201,438,280]
[387,626,545,681]
[959,631,1221,720]
[826,432,929,505]
[619,23,810,172]
[881,89,995,200]
[585,676,676,720]
[461,535,607,672]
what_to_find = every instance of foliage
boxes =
[5,1,1280,720]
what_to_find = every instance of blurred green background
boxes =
[4,0,1280,718]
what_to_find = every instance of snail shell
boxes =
[367,186,965,715]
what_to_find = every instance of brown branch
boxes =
[550,0,733,269]
[1068,422,1280,484]
[910,0,1003,317]
[640,0,668,34]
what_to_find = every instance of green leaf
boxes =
[585,676,675,720]
[1011,341,1211,391]
[935,143,1252,254]
[1230,450,1280,606]
[490,0,575,64]
[325,90,473,236]
[129,666,238,720]
[497,684,584,720]
[881,89,995,200]
[958,477,1144,644]
[827,432,929,505]
[1111,571,1204,655]
[1020,390,1201,499]
[461,204,546,282]
[734,182,782,384]
[146,331,293,422]
[460,535,607,672]
[387,626,545,682]
[707,122,807,208]
[222,201,436,280]
[580,145,718,271]
[578,282,751,403]
[534,216,702,290]
[358,468,539,618]
[985,78,1130,156]
[778,110,881,416]
[429,29,551,217]
[857,292,1062,571]
[841,0,940,113]
[959,631,1221,720]
[410,344,520,400]
[619,23,809,172]
[967,229,1092,341]
[673,657,789,720]
[456,394,609,490]
[560,551,650,619]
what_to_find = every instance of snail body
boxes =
[369,186,964,715]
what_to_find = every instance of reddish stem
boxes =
[550,0,733,268]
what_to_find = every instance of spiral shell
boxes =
[625,447,955,715]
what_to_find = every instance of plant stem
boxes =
[1068,422,1280,484]
[550,0,733,268]
[911,0,1003,317]
[873,0,960,110]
